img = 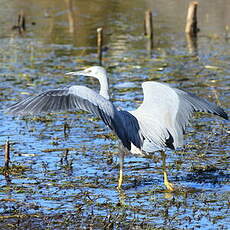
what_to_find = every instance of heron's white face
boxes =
[66,66,106,80]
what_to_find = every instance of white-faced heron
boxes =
[6,66,228,191]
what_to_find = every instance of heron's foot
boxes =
[117,183,122,190]
[164,180,175,192]
[163,171,176,192]
[117,174,123,190]
[117,185,122,190]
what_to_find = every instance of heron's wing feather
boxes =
[6,85,132,149]
[132,81,227,152]
[7,86,110,115]
[174,88,228,128]
[131,82,180,151]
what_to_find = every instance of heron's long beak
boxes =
[65,70,86,76]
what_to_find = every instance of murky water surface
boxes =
[0,0,229,229]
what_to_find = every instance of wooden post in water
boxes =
[185,2,198,54]
[186,33,197,54]
[185,2,198,36]
[11,10,26,33]
[97,27,103,66]
[4,140,10,169]
[18,10,26,33]
[65,0,75,33]
[144,10,153,51]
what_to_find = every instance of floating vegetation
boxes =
[190,164,219,172]
[42,147,76,153]
[22,116,54,123]
[204,65,221,71]
[0,164,30,176]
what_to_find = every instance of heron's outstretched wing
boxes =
[6,85,136,150]
[131,81,228,152]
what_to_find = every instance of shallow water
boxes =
[0,0,229,229]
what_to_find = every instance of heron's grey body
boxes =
[6,66,228,156]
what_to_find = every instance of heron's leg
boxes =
[160,151,175,192]
[117,151,124,190]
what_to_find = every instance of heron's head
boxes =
[66,66,107,81]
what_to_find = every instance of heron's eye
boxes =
[87,70,92,73]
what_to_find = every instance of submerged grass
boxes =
[0,164,30,176]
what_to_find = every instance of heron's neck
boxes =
[98,73,110,100]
